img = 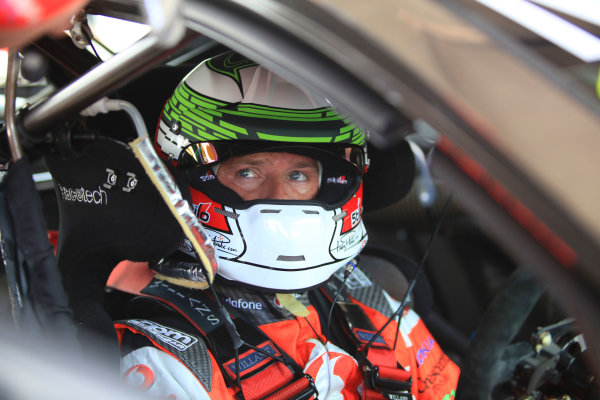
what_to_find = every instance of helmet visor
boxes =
[178,141,369,173]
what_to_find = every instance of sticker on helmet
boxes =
[341,184,363,234]
[192,202,211,223]
[331,230,361,253]
[327,176,348,184]
[190,191,232,234]
[198,170,216,182]
[211,234,237,254]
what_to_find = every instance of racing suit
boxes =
[113,263,460,400]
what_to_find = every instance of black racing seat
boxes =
[45,136,187,362]
[44,65,191,347]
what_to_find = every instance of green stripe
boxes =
[225,110,341,122]
[179,117,204,139]
[180,85,222,111]
[173,88,223,118]
[196,131,220,141]
[212,132,233,140]
[181,83,227,106]
[180,121,201,140]
[220,120,248,135]
[192,132,219,141]
[340,123,356,134]
[334,132,351,142]
[199,107,222,118]
[183,110,214,125]
[164,107,182,123]
[351,136,365,145]
[183,113,237,139]
[353,128,366,144]
[186,108,214,123]
[236,108,324,118]
[189,95,220,110]
[239,104,333,114]
[257,132,332,142]
[180,122,220,141]
[173,90,196,111]
[176,86,189,100]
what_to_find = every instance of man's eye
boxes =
[289,171,308,182]
[238,168,257,178]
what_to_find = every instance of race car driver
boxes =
[113,51,460,400]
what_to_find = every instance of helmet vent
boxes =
[302,210,319,215]
[332,211,347,221]
[276,255,306,262]
[260,209,281,214]
[214,208,240,219]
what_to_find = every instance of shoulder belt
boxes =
[138,278,317,400]
[320,278,412,400]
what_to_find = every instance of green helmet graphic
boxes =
[156,51,366,166]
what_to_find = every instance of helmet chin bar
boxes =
[180,189,368,292]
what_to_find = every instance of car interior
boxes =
[1,1,599,399]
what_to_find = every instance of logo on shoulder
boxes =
[129,320,198,351]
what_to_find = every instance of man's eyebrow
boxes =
[236,159,266,166]
[227,156,269,167]
[292,161,319,169]
[230,158,318,169]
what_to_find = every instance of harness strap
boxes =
[320,280,412,400]
[139,278,318,400]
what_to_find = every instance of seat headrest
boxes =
[363,139,415,212]
[45,138,186,301]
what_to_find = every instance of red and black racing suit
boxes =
[114,263,460,400]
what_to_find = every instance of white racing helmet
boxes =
[155,51,369,292]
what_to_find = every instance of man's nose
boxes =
[263,179,292,200]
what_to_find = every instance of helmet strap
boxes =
[276,293,310,317]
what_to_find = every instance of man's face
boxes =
[216,152,320,201]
